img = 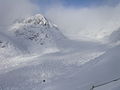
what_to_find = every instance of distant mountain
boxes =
[0,32,18,59]
[108,28,120,43]
[9,14,67,54]
[103,28,120,47]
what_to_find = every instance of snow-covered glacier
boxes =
[0,14,120,90]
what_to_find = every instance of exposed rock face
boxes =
[10,14,66,53]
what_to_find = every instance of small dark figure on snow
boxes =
[43,80,46,82]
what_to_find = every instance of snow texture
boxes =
[0,14,120,90]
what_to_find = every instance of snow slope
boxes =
[0,14,119,90]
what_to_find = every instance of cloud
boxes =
[0,0,39,27]
[45,4,120,41]
[0,0,120,41]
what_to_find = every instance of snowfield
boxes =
[0,14,120,90]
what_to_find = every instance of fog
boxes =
[0,0,120,41]
[45,4,120,40]
[0,0,39,26]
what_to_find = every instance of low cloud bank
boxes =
[45,4,120,40]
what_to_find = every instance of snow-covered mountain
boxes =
[0,14,120,90]
[10,14,67,54]
[0,30,19,59]
[108,28,120,45]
